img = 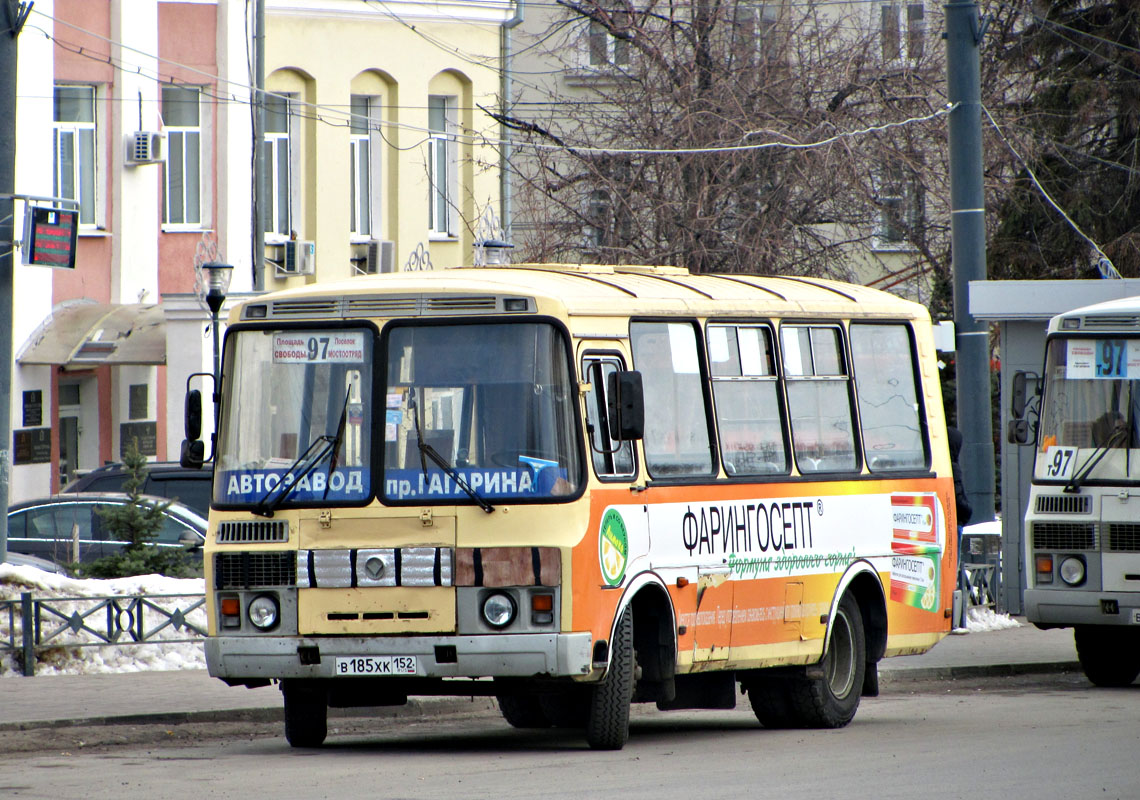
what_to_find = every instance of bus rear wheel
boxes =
[496,695,552,729]
[282,681,328,748]
[786,594,866,728]
[1075,625,1140,687]
[586,605,634,750]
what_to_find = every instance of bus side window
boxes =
[780,324,858,474]
[707,323,788,476]
[630,321,715,478]
[582,354,636,479]
[849,323,928,471]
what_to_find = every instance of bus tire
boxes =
[1075,625,1140,687]
[282,681,328,748]
[586,605,634,750]
[540,689,589,728]
[744,676,796,728]
[787,593,866,728]
[496,695,552,729]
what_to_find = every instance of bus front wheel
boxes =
[787,593,866,728]
[282,681,328,748]
[586,605,634,750]
[1075,625,1140,687]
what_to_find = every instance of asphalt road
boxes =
[0,671,1136,800]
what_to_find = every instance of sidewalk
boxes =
[0,618,1080,732]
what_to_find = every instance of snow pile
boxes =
[0,564,206,677]
[965,606,1021,633]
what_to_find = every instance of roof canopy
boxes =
[17,302,167,366]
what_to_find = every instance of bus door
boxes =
[694,563,733,662]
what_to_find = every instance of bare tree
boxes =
[500,0,953,289]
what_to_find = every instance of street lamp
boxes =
[202,261,232,410]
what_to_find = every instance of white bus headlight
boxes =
[482,593,516,628]
[1059,556,1086,586]
[248,594,280,629]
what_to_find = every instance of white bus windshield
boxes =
[382,322,582,504]
[1037,336,1140,484]
[214,327,374,507]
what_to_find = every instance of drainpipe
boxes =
[500,1,524,242]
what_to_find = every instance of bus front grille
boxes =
[214,552,297,589]
[216,520,289,544]
[1108,524,1140,552]
[1035,494,1092,515]
[1031,522,1097,551]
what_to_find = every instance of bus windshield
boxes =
[1037,336,1140,484]
[382,321,582,504]
[214,326,375,508]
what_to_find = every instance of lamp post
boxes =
[202,262,233,427]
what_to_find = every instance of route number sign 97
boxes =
[272,331,365,364]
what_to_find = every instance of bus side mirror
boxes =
[1011,371,1028,419]
[185,389,202,440]
[1007,419,1031,445]
[181,388,205,468]
[607,370,644,441]
[180,438,205,468]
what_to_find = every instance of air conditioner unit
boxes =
[125,131,164,165]
[276,240,315,276]
[351,239,395,275]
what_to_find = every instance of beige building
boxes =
[263,0,515,284]
[505,0,944,303]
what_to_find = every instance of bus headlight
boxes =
[1059,556,1086,586]
[482,593,516,628]
[248,594,280,630]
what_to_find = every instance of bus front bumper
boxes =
[1024,589,1140,627]
[205,633,594,681]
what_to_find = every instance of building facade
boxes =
[9,0,512,504]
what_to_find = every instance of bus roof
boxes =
[238,264,928,323]
[1048,294,1140,334]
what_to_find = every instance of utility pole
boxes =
[946,0,995,522]
[251,0,265,291]
[0,2,30,562]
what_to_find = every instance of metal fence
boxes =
[0,591,207,676]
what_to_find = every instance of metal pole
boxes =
[0,2,28,565]
[946,1,996,523]
[252,0,265,291]
[20,591,34,676]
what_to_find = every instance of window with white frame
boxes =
[263,92,293,239]
[162,85,202,227]
[586,14,630,68]
[880,2,925,63]
[427,95,457,237]
[350,94,379,239]
[53,85,98,227]
[733,3,782,63]
[873,160,923,249]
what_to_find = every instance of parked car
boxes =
[62,461,212,517]
[2,551,68,574]
[6,493,206,570]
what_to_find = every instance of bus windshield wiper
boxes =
[253,390,350,516]
[410,387,493,514]
[1065,423,1130,494]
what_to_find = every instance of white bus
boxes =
[1012,295,1140,686]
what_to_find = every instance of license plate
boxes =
[334,656,418,676]
[1132,609,1140,625]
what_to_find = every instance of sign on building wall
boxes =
[120,422,158,457]
[22,206,79,269]
[13,428,52,465]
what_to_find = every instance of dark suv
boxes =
[62,462,212,517]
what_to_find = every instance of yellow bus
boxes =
[188,263,956,749]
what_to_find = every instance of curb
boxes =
[0,696,498,734]
[0,662,1085,733]
[879,660,1081,683]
